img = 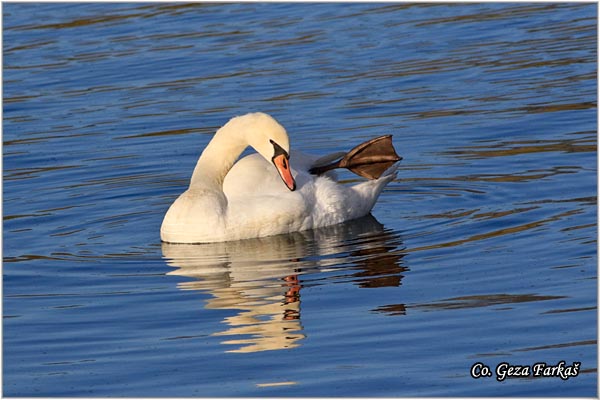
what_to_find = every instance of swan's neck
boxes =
[189,128,247,189]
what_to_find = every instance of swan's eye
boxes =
[269,139,289,160]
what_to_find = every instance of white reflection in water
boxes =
[162,215,406,353]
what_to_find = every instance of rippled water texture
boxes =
[3,3,597,397]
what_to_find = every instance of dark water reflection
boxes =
[163,215,406,353]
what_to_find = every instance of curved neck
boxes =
[190,128,248,189]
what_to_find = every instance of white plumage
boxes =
[160,112,398,243]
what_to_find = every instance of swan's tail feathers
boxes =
[349,162,399,218]
[309,135,402,179]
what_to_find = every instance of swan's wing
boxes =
[223,153,284,196]
[223,151,338,197]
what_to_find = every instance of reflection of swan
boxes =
[160,112,400,243]
[162,215,406,353]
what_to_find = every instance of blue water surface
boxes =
[3,3,597,397]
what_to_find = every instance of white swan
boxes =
[160,112,399,243]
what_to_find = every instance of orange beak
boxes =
[273,153,296,191]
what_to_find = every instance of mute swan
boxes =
[160,112,400,243]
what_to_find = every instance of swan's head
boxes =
[236,112,296,191]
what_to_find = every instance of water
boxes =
[3,3,597,397]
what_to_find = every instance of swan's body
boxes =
[160,113,398,243]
